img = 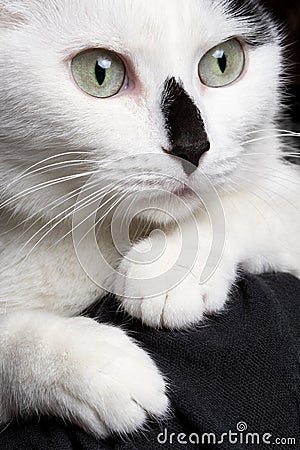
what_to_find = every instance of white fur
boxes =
[0,0,299,439]
[0,311,167,438]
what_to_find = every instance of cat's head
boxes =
[0,0,284,224]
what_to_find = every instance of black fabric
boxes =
[0,273,299,450]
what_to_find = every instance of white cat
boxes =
[0,0,299,440]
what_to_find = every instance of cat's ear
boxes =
[0,2,27,28]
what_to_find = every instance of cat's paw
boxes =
[120,270,206,329]
[57,320,169,438]
[0,315,168,440]
[116,239,232,329]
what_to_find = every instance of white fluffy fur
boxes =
[0,0,299,439]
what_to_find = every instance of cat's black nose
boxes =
[161,77,210,175]
[170,141,211,175]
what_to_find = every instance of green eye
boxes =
[198,39,245,88]
[71,49,126,98]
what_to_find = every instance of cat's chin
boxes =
[133,190,200,226]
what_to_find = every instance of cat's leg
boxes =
[0,310,168,438]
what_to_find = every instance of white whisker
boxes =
[241,132,300,146]
[0,171,99,210]
[75,192,130,246]
[243,128,300,136]
[20,189,120,260]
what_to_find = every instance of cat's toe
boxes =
[120,273,207,329]
[115,238,231,329]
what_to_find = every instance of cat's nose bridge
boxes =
[160,77,210,174]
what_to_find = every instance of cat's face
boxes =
[0,0,283,223]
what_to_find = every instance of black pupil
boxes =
[218,52,227,73]
[95,62,106,86]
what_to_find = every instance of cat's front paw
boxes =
[120,270,206,329]
[59,320,169,438]
[116,239,232,329]
[1,315,168,440]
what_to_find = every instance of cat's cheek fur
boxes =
[0,312,169,437]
